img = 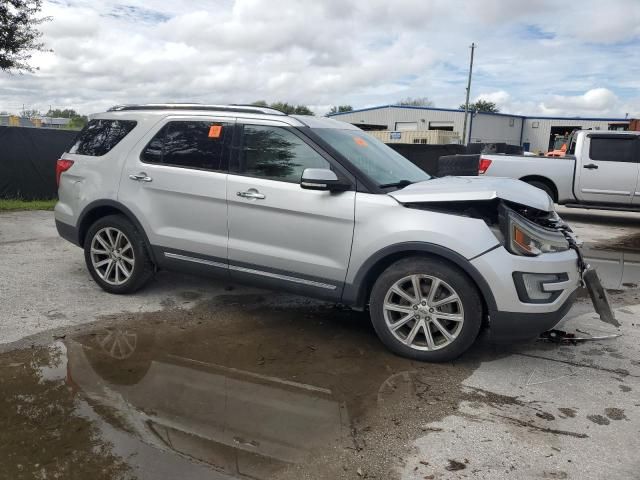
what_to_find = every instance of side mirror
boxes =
[300,168,350,192]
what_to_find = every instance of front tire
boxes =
[84,215,154,294]
[369,256,482,362]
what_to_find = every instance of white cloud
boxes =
[539,88,620,116]
[1,0,639,118]
[475,91,511,107]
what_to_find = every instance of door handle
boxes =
[129,172,153,182]
[237,190,266,200]
[583,164,599,170]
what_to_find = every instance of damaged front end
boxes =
[404,196,618,328]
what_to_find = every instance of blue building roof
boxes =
[327,104,629,122]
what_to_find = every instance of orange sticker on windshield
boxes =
[208,125,222,138]
[354,136,368,147]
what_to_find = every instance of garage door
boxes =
[394,122,418,131]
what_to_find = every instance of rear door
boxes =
[575,133,639,205]
[226,120,356,299]
[118,116,233,272]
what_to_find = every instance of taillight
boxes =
[56,159,74,187]
[478,157,492,175]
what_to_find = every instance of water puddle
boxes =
[0,297,483,479]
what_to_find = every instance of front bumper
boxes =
[488,291,577,341]
[471,246,581,341]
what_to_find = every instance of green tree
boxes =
[46,108,88,129]
[45,108,78,118]
[396,97,434,107]
[251,101,314,115]
[67,115,87,129]
[327,105,353,115]
[460,100,500,113]
[0,0,51,72]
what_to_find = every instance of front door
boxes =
[575,133,639,205]
[119,116,233,270]
[226,120,355,299]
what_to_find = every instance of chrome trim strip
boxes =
[230,265,337,290]
[164,252,227,269]
[301,181,326,188]
[581,189,630,196]
[163,252,337,290]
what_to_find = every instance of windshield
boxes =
[312,128,431,187]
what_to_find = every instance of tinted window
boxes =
[590,137,637,163]
[141,121,231,171]
[236,125,329,182]
[68,119,136,156]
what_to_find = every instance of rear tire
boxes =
[369,256,483,362]
[84,214,154,294]
[526,180,555,202]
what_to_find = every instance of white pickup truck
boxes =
[479,130,640,211]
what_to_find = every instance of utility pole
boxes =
[461,42,476,145]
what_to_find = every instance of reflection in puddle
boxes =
[583,245,640,290]
[1,299,481,479]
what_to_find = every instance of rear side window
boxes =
[589,137,637,163]
[68,119,136,156]
[141,121,231,171]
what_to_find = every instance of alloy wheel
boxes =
[383,274,464,351]
[90,227,135,286]
[96,328,138,360]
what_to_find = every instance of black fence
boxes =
[0,126,76,200]
[387,144,467,175]
[466,142,523,155]
[437,154,481,176]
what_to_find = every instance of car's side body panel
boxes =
[227,174,356,287]
[345,193,500,288]
[573,132,640,205]
[117,115,232,262]
[54,116,155,228]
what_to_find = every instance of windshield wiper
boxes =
[378,179,415,189]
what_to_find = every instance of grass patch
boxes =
[0,199,57,211]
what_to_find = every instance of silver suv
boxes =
[55,104,583,361]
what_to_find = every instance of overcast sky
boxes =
[2,0,639,117]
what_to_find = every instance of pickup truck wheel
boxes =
[526,180,555,201]
[369,257,482,362]
[84,215,154,294]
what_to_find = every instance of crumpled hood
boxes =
[388,176,553,212]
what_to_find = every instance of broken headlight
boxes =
[502,207,569,256]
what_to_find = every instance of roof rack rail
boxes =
[107,103,287,116]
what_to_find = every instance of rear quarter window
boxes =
[68,119,137,156]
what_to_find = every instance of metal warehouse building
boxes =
[328,105,630,154]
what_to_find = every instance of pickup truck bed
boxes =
[479,130,640,211]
